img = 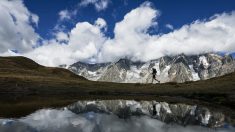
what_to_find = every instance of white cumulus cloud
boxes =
[97,2,160,62]
[22,18,107,66]
[98,10,235,62]
[0,0,40,53]
[1,1,235,67]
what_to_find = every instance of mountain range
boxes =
[68,53,235,83]
[0,56,235,122]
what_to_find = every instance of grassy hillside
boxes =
[0,56,235,119]
[0,56,86,80]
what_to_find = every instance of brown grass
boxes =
[0,56,234,119]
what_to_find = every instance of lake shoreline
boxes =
[0,94,235,125]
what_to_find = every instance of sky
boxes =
[0,0,235,66]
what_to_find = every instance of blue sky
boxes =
[0,0,235,66]
[24,0,235,39]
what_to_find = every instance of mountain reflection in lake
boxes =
[0,109,233,132]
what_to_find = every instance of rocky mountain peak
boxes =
[172,53,189,66]
[68,53,235,83]
[159,56,172,71]
[115,58,132,70]
[223,54,234,64]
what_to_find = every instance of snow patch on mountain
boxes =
[189,65,200,81]
[67,53,235,83]
[199,56,210,69]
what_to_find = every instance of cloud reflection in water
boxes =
[0,109,234,132]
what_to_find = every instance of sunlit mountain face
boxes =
[68,53,235,83]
